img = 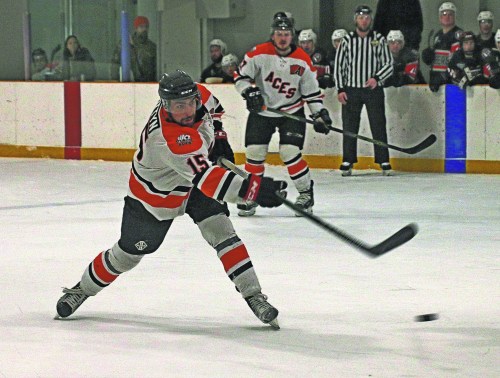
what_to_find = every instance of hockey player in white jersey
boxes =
[234,16,332,217]
[56,70,287,328]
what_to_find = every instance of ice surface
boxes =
[0,158,498,377]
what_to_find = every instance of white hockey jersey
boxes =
[235,42,324,117]
[127,84,245,220]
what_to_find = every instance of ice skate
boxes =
[245,293,280,329]
[381,162,393,176]
[55,283,89,319]
[294,181,314,216]
[340,162,352,177]
[237,201,258,217]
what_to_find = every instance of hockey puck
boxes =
[414,313,439,322]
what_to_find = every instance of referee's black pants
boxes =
[341,87,389,165]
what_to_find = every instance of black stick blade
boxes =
[401,134,437,154]
[366,223,419,257]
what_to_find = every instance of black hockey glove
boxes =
[311,108,331,135]
[429,82,440,92]
[209,130,235,164]
[238,174,287,208]
[421,48,434,66]
[242,86,264,113]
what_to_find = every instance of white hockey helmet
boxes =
[439,2,456,14]
[331,29,347,41]
[298,29,317,44]
[221,53,239,67]
[209,39,227,55]
[387,30,405,43]
[495,29,500,43]
[477,11,494,22]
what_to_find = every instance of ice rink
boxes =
[0,158,498,377]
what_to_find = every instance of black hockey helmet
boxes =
[271,16,295,34]
[354,5,372,16]
[460,31,476,44]
[158,70,200,110]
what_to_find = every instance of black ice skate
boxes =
[294,181,314,216]
[340,162,352,177]
[245,293,279,329]
[381,162,394,176]
[55,283,89,319]
[237,201,258,217]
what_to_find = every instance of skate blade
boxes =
[294,208,312,217]
[269,318,280,330]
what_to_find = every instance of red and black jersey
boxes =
[128,84,244,220]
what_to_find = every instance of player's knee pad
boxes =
[197,213,237,248]
[245,144,268,162]
[279,144,301,163]
[108,242,144,273]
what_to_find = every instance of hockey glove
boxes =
[421,48,434,66]
[242,87,264,113]
[311,108,331,135]
[238,174,287,208]
[429,82,440,92]
[209,130,235,164]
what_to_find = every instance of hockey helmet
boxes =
[273,11,294,26]
[331,29,347,41]
[298,29,317,44]
[354,5,372,16]
[221,53,239,67]
[477,11,494,22]
[459,31,476,46]
[439,2,456,14]
[387,30,405,43]
[209,39,227,55]
[495,29,500,43]
[271,16,295,34]
[158,70,200,111]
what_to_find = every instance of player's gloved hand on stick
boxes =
[311,108,331,135]
[209,130,235,164]
[238,174,287,208]
[242,86,264,113]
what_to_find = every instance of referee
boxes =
[334,5,394,176]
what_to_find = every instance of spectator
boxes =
[31,48,50,81]
[334,5,394,177]
[62,35,96,81]
[383,30,425,87]
[421,2,462,92]
[448,32,488,88]
[476,11,495,50]
[234,15,331,216]
[200,39,227,83]
[221,53,239,83]
[373,0,423,50]
[298,29,332,88]
[111,16,157,82]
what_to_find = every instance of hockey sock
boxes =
[282,151,311,192]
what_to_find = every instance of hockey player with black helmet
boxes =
[56,70,287,329]
[234,15,332,217]
[448,32,489,88]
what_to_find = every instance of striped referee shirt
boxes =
[334,30,393,92]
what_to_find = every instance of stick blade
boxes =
[366,223,418,257]
[402,134,437,154]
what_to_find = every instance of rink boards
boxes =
[0,81,498,173]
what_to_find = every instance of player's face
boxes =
[210,46,223,62]
[168,96,198,126]
[388,40,403,54]
[272,30,293,52]
[462,40,475,53]
[479,20,493,35]
[222,63,237,76]
[333,39,342,49]
[439,11,455,28]
[299,40,314,55]
[355,15,372,32]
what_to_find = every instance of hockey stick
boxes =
[218,157,418,257]
[262,107,437,155]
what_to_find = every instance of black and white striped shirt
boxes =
[334,30,393,92]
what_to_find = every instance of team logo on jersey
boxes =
[312,53,323,64]
[135,241,148,251]
[177,134,192,146]
[290,64,305,76]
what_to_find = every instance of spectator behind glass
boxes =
[31,48,50,81]
[298,29,332,89]
[62,35,96,81]
[221,53,239,83]
[373,0,423,50]
[383,30,425,87]
[111,16,157,82]
[200,39,227,83]
[476,11,495,50]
